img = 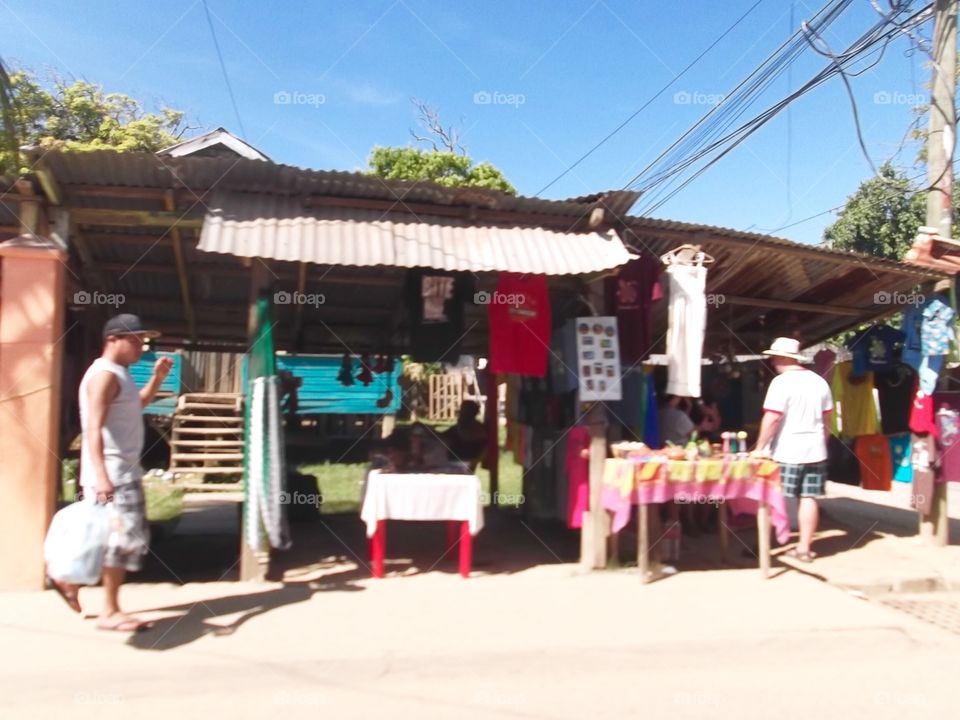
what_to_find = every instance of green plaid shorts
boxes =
[778,461,827,498]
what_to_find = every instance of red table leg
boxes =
[458,520,472,578]
[370,520,386,578]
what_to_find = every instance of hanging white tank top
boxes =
[78,357,144,488]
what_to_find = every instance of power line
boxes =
[629,1,933,217]
[624,0,855,195]
[534,0,769,197]
[762,160,956,235]
[201,0,247,140]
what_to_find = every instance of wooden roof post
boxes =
[579,278,610,569]
[164,190,196,342]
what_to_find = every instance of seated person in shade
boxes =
[658,395,696,446]
[409,422,453,471]
[443,400,487,470]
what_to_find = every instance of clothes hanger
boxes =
[660,243,715,266]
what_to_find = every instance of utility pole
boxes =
[922,0,957,546]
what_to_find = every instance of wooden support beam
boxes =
[72,208,204,229]
[725,263,856,333]
[291,262,308,351]
[165,190,196,342]
[34,165,62,206]
[81,233,176,246]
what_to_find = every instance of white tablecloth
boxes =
[360,470,485,538]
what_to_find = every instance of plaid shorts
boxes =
[103,481,150,572]
[779,461,828,498]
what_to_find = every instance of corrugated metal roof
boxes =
[29,148,635,221]
[197,191,633,275]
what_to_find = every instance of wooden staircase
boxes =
[169,393,245,487]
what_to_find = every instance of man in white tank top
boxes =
[754,338,833,563]
[52,314,171,632]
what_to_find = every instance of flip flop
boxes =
[785,548,817,563]
[96,615,152,633]
[47,577,81,614]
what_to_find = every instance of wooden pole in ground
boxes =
[920,0,956,547]
[240,262,270,581]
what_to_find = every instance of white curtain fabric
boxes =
[665,263,708,398]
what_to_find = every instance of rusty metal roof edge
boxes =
[624,216,948,279]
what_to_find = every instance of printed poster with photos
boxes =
[575,316,622,401]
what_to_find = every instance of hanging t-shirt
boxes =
[889,434,912,484]
[604,254,663,364]
[909,392,937,436]
[830,361,879,437]
[848,324,904,377]
[876,364,916,435]
[934,391,960,482]
[488,273,551,377]
[405,270,473,362]
[921,294,956,356]
[828,436,861,486]
[854,434,893,491]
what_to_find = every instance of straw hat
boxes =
[761,337,805,361]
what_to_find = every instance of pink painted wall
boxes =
[0,242,66,590]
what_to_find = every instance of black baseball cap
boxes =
[102,313,161,340]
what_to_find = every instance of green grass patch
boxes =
[296,438,525,515]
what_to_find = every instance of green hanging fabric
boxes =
[243,297,290,553]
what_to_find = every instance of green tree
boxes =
[367,98,515,193]
[367,146,515,194]
[824,163,960,260]
[1,68,187,175]
[824,164,926,260]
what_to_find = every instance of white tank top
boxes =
[79,358,145,487]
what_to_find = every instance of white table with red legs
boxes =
[360,470,485,578]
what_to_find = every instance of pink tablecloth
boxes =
[602,457,790,545]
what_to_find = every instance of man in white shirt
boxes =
[754,337,833,562]
[51,314,171,631]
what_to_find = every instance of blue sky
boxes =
[1,0,936,244]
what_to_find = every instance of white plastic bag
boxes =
[44,500,111,585]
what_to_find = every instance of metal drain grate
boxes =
[878,596,960,635]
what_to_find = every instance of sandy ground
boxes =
[5,478,960,719]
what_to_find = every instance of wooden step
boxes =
[175,415,244,423]
[171,452,244,462]
[170,440,244,448]
[173,427,243,436]
[170,467,244,476]
[178,403,242,412]
[178,481,243,491]
[180,393,241,401]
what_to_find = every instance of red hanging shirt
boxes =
[488,273,552,377]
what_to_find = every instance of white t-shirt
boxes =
[762,368,833,464]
